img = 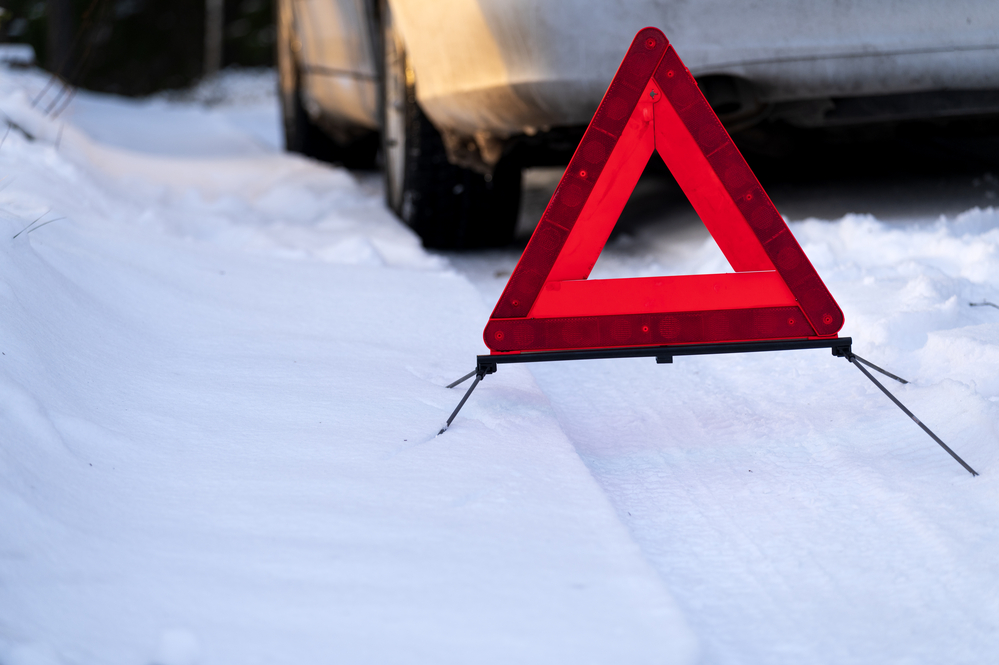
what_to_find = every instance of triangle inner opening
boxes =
[590,151,733,280]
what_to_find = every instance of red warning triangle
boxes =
[485,27,844,354]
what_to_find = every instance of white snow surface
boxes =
[0,69,694,665]
[1,66,997,664]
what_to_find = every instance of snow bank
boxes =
[0,69,697,663]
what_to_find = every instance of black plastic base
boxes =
[441,338,852,433]
[477,337,852,374]
[441,335,977,477]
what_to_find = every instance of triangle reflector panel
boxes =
[485,27,844,354]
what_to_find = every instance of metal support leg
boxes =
[439,362,497,435]
[447,369,477,389]
[439,374,482,435]
[850,353,909,384]
[847,356,978,476]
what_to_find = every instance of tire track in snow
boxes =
[525,351,996,664]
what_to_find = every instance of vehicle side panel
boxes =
[293,0,379,131]
[388,0,999,136]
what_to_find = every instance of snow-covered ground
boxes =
[1,66,997,664]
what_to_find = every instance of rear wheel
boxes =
[283,84,380,168]
[381,3,521,249]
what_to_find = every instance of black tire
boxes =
[380,3,521,249]
[283,85,379,169]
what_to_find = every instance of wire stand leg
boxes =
[850,353,909,384]
[439,374,482,435]
[848,356,978,476]
[447,369,478,389]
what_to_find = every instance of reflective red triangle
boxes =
[484,27,844,354]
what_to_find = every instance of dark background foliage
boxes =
[0,0,275,95]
